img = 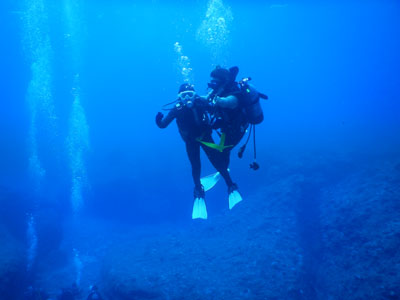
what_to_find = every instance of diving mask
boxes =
[178,90,196,101]
[177,90,196,109]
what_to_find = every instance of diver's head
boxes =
[178,83,195,93]
[208,66,239,90]
[177,83,196,109]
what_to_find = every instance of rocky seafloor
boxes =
[1,154,400,299]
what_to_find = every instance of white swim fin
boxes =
[201,171,221,192]
[228,190,242,210]
[192,197,208,219]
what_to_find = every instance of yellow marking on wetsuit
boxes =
[197,133,233,152]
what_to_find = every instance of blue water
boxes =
[1,0,399,299]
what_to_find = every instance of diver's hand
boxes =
[155,112,163,127]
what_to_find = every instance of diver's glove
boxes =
[155,112,164,127]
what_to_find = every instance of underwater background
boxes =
[1,0,400,299]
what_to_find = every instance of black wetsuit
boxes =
[156,101,234,192]
[211,82,249,162]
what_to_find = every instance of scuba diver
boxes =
[207,65,267,169]
[156,83,238,219]
[197,66,251,209]
[199,65,267,208]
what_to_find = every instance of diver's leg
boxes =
[219,149,234,187]
[201,137,241,209]
[225,126,247,149]
[187,141,207,219]
[185,141,202,190]
[201,135,234,188]
[216,131,243,209]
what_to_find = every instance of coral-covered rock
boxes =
[100,175,303,299]
[32,155,400,299]
[319,160,400,299]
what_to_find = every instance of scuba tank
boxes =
[237,77,268,170]
[239,78,267,125]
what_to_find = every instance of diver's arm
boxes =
[199,89,215,103]
[156,109,176,128]
[215,95,239,109]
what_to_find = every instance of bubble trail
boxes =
[64,0,90,214]
[73,248,83,287]
[174,42,194,83]
[67,75,89,214]
[26,213,38,272]
[196,0,234,64]
[22,0,57,191]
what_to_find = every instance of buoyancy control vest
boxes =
[238,78,268,125]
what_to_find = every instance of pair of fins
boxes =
[192,171,242,219]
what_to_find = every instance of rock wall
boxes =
[26,155,400,299]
